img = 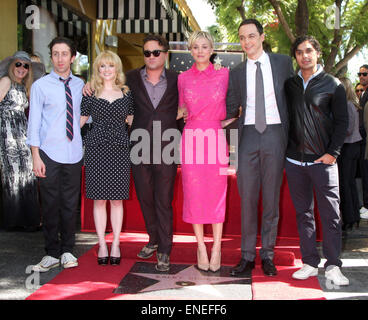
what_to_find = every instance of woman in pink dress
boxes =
[178,31,229,272]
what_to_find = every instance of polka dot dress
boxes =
[81,91,134,200]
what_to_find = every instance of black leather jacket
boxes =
[285,70,348,162]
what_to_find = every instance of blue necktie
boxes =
[60,77,73,141]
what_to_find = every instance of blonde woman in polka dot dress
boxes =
[80,51,134,265]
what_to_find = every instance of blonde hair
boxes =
[8,59,33,97]
[187,31,214,50]
[91,50,129,97]
[339,77,360,110]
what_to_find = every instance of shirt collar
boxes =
[247,50,268,66]
[190,62,214,75]
[50,70,73,81]
[298,64,323,82]
[141,67,166,80]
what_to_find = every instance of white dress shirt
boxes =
[244,51,281,125]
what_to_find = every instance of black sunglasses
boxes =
[15,62,30,69]
[358,72,368,77]
[143,50,167,57]
[356,89,364,93]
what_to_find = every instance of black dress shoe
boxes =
[97,257,109,265]
[230,259,255,276]
[261,259,277,276]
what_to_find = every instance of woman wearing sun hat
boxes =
[0,51,41,231]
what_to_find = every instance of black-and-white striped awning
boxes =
[98,0,190,40]
[30,0,90,38]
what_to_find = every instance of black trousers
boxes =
[132,162,177,255]
[39,150,83,258]
[285,160,342,269]
[338,142,361,225]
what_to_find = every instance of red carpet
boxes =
[80,167,323,240]
[26,232,325,300]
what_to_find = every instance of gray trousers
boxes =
[285,160,342,268]
[237,125,286,261]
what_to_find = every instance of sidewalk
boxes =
[1,216,368,300]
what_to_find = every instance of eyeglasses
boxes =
[358,72,368,77]
[356,89,364,93]
[15,62,30,69]
[143,50,167,57]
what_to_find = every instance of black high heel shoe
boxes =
[97,245,109,265]
[109,256,121,265]
[110,246,121,265]
[97,256,109,265]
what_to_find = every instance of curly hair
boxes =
[91,50,129,97]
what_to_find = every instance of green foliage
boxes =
[205,0,368,74]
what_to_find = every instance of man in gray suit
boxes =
[226,19,294,276]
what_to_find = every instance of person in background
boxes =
[357,65,368,219]
[338,77,362,231]
[30,53,46,81]
[80,51,134,266]
[355,82,364,99]
[285,35,349,286]
[27,37,84,272]
[177,31,229,272]
[0,51,40,231]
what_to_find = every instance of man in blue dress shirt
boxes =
[27,37,84,272]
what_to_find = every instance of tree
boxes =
[206,0,368,76]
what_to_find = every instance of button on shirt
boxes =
[27,70,84,164]
[244,51,281,125]
[140,67,167,108]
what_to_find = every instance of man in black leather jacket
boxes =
[284,35,350,286]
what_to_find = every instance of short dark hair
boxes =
[291,35,321,58]
[48,37,77,57]
[143,34,169,52]
[360,64,368,70]
[238,19,264,35]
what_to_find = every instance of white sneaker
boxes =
[292,264,318,280]
[325,265,349,286]
[60,252,78,269]
[360,206,368,215]
[32,256,60,272]
[360,210,368,219]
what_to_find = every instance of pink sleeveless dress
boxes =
[178,63,229,224]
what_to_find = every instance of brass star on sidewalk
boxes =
[114,262,252,300]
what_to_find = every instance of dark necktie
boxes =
[60,77,73,141]
[255,61,266,133]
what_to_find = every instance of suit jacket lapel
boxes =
[269,53,280,94]
[239,61,247,124]
[268,53,283,115]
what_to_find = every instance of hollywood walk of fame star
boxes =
[114,262,252,299]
